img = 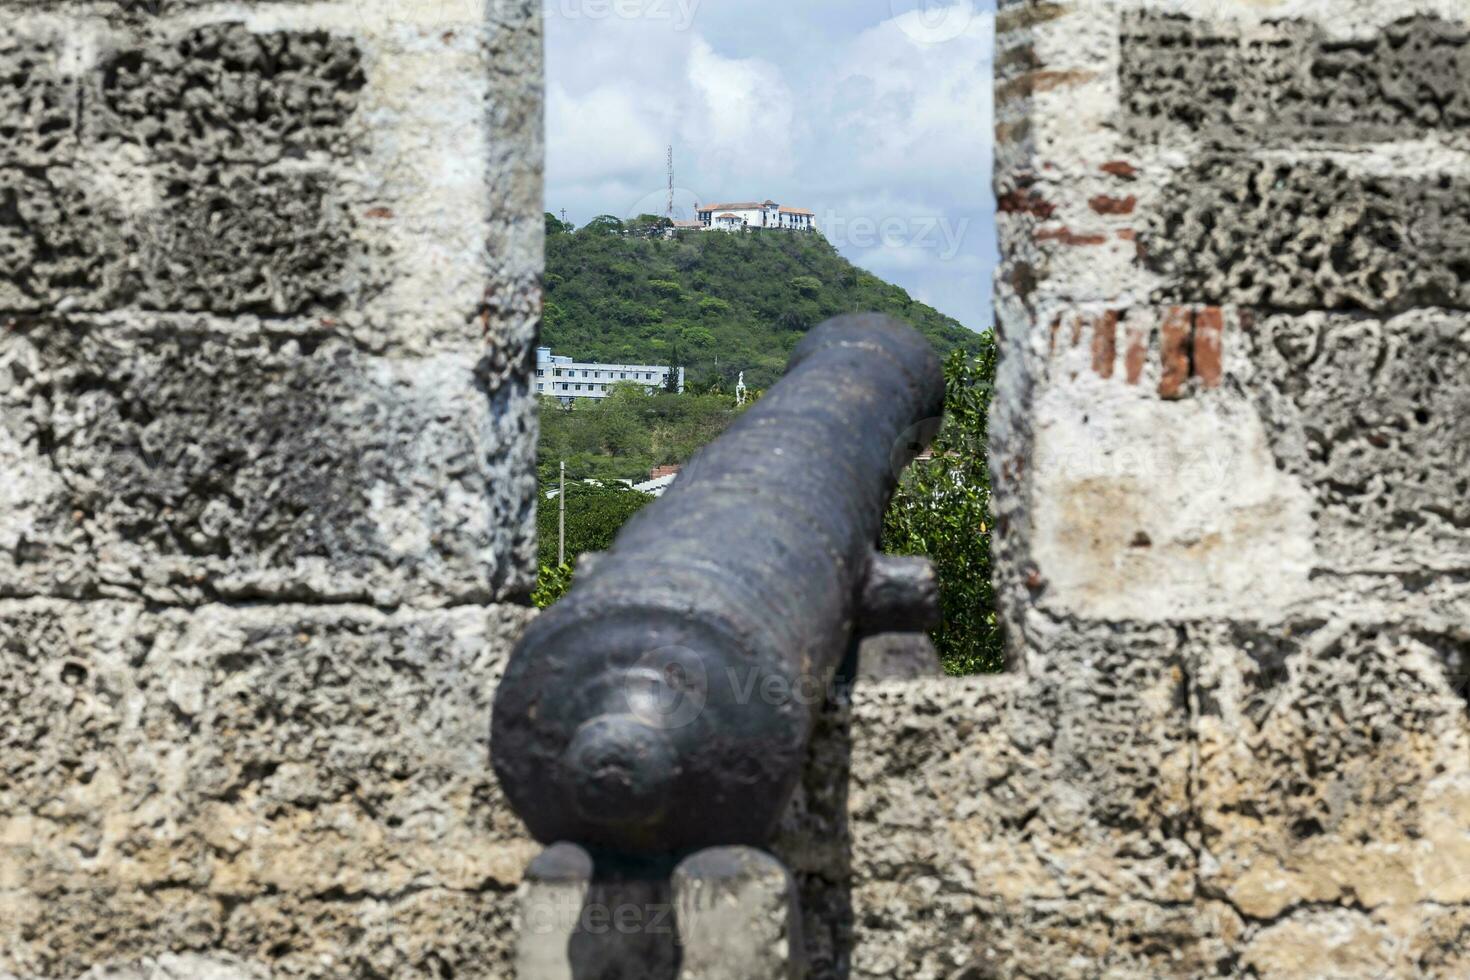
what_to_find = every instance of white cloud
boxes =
[814,5,994,194]
[682,40,797,185]
[547,82,671,184]
[886,0,987,46]
[545,0,997,329]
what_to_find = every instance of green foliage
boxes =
[627,214,674,239]
[698,297,731,317]
[533,482,655,602]
[583,214,625,236]
[545,212,574,236]
[881,337,1003,675]
[538,387,744,484]
[532,562,573,608]
[543,225,982,389]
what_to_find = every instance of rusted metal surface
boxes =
[492,313,945,855]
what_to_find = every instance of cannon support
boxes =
[492,313,945,855]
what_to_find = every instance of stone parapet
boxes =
[0,1,542,975]
[985,1,1470,975]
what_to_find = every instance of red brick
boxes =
[1100,161,1138,179]
[1194,307,1224,389]
[1035,227,1108,246]
[997,188,1056,219]
[1091,311,1118,380]
[1088,194,1137,215]
[1124,324,1148,385]
[1158,307,1192,400]
[995,69,1099,104]
[1009,262,1037,298]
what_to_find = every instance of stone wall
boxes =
[952,0,1470,975]
[0,1,543,976]
[6,2,1470,979]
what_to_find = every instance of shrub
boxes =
[881,339,1003,674]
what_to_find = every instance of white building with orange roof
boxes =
[694,199,816,232]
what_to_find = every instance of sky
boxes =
[544,0,998,332]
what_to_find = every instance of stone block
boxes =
[0,0,544,356]
[1120,12,1470,146]
[515,843,594,980]
[673,847,804,980]
[0,598,536,978]
[1241,309,1470,575]
[1190,621,1470,922]
[1147,156,1470,313]
[777,621,1202,978]
[0,320,537,606]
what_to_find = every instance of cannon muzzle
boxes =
[492,313,945,855]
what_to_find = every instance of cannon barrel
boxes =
[491,313,945,855]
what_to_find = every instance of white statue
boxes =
[735,372,747,408]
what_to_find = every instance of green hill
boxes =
[543,215,982,388]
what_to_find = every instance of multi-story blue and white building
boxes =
[535,347,685,405]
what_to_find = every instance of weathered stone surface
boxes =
[0,21,363,318]
[674,847,804,980]
[0,1,544,356]
[835,622,1200,979]
[0,599,536,978]
[1243,309,1470,573]
[0,320,536,606]
[1121,12,1470,145]
[1193,622,1470,916]
[0,0,543,975]
[987,0,1470,976]
[763,621,1470,979]
[1147,157,1470,313]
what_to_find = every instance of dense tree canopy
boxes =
[543,220,982,389]
[531,480,654,608]
[537,383,745,484]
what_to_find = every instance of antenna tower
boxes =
[667,145,675,219]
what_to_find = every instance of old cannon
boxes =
[492,313,945,856]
